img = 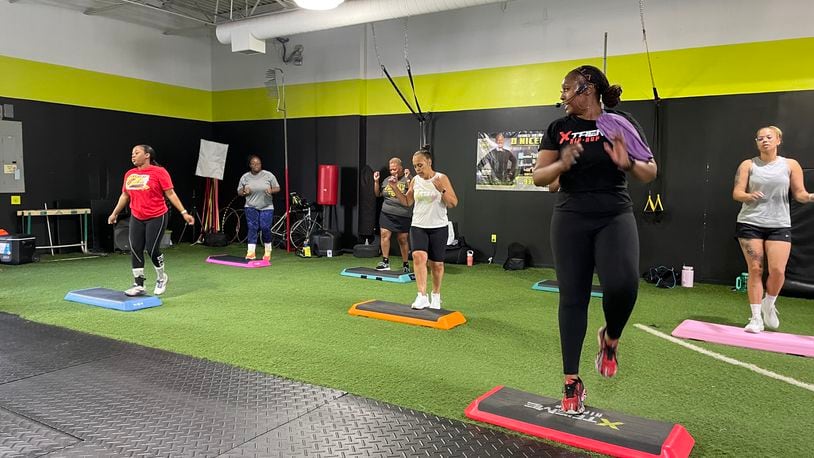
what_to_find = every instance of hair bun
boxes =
[602,85,623,108]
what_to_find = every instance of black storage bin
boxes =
[353,243,380,258]
[310,230,342,257]
[0,233,36,265]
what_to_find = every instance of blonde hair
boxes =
[756,125,783,140]
[388,157,402,166]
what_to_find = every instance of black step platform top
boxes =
[467,386,693,458]
[355,299,455,320]
[0,312,583,457]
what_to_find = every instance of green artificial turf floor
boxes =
[1,244,812,457]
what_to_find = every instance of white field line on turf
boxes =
[634,324,814,393]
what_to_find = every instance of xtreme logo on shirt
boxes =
[125,174,151,190]
[558,129,603,145]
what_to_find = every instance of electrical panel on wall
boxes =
[0,120,25,193]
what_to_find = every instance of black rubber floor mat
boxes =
[221,394,584,457]
[0,406,79,457]
[0,312,584,457]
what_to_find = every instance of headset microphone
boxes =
[555,84,588,108]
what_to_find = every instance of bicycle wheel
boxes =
[289,219,310,250]
[219,208,245,244]
[270,213,287,248]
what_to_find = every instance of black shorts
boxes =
[410,226,449,262]
[735,222,791,242]
[380,212,411,233]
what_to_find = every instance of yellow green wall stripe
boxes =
[0,55,212,121]
[2,37,813,122]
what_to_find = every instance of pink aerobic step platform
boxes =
[671,320,814,357]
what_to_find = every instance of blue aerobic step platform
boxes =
[340,267,415,283]
[533,279,603,298]
[64,287,162,311]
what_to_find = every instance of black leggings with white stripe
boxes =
[551,210,639,375]
[129,212,168,269]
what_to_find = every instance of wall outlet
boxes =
[491,234,497,243]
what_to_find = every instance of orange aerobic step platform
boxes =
[349,300,466,330]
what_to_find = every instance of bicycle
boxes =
[270,212,288,248]
[289,203,323,250]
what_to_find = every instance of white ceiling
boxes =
[9,0,300,36]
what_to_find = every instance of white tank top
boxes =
[411,173,449,228]
[737,156,790,228]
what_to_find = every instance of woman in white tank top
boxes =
[391,148,459,310]
[732,126,813,333]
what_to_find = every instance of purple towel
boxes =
[597,112,654,162]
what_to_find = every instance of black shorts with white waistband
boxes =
[735,222,791,242]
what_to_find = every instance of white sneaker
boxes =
[124,284,146,297]
[411,293,429,310]
[761,302,780,330]
[429,293,441,310]
[744,316,764,334]
[154,274,169,296]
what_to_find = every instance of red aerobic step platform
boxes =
[465,386,694,458]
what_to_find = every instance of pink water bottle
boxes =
[682,266,694,287]
[466,250,474,266]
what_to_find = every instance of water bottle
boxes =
[681,266,694,287]
[735,272,748,292]
[466,250,474,266]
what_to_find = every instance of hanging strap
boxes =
[370,22,425,123]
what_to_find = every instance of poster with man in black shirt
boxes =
[476,131,546,191]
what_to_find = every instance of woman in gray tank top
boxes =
[733,126,813,333]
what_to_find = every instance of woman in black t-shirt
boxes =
[533,65,657,415]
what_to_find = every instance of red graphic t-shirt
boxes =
[123,165,173,220]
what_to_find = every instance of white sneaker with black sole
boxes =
[124,284,146,297]
[154,275,168,295]
[375,260,390,271]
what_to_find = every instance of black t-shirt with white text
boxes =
[540,114,637,214]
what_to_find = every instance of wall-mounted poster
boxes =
[476,131,547,191]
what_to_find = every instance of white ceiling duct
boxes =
[217,0,509,54]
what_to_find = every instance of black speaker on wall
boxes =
[114,218,130,252]
[90,199,115,252]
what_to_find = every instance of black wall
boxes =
[364,92,813,283]
[3,90,811,284]
[212,115,361,244]
[0,96,211,248]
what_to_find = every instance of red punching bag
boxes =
[317,164,338,206]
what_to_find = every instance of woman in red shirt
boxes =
[108,145,195,296]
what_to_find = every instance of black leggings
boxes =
[551,210,639,375]
[129,213,168,270]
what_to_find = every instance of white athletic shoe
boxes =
[411,293,430,310]
[761,302,780,330]
[124,284,146,297]
[744,316,764,334]
[154,275,168,296]
[429,292,442,310]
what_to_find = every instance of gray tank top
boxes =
[736,156,790,228]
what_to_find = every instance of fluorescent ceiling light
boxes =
[294,0,345,10]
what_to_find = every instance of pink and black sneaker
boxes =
[561,377,586,415]
[595,326,618,378]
